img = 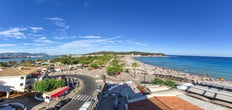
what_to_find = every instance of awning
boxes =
[51,86,70,98]
[44,86,70,98]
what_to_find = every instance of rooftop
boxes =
[128,96,203,110]
[0,67,37,77]
[96,93,128,110]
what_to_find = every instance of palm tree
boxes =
[132,62,139,78]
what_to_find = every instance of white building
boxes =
[0,67,38,98]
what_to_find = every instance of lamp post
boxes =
[143,72,148,87]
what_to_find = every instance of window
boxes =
[20,83,23,86]
[20,77,24,79]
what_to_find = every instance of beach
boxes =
[123,56,232,87]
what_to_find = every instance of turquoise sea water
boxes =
[0,56,59,62]
[134,56,232,81]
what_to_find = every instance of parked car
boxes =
[34,93,45,101]
[54,98,71,109]
[0,103,27,110]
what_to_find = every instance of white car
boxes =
[79,99,95,110]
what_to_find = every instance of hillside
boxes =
[0,52,49,59]
[86,51,165,56]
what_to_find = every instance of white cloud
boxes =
[53,36,66,40]
[34,43,46,46]
[35,37,46,42]
[0,44,16,47]
[60,36,121,48]
[80,35,102,39]
[45,17,70,36]
[128,41,147,46]
[45,17,69,28]
[53,36,76,40]
[29,27,43,33]
[0,27,44,39]
[53,22,70,29]
[34,37,56,43]
[0,27,27,39]
[44,17,64,21]
[23,43,31,46]
[43,40,56,43]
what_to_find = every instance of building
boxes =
[43,86,70,102]
[0,66,42,98]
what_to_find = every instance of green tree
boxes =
[164,80,176,87]
[90,63,99,69]
[33,78,65,93]
[106,59,123,77]
[51,55,79,65]
[106,65,123,77]
[151,78,164,85]
[132,62,139,78]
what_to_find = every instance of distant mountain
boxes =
[86,51,165,56]
[0,52,49,59]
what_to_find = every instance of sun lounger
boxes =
[215,93,232,103]
[187,87,205,95]
[204,91,215,98]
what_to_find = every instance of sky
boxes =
[0,0,232,56]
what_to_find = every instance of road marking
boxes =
[78,95,85,100]
[72,94,80,100]
[83,95,90,101]
[72,94,93,102]
[86,96,92,101]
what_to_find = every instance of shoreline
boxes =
[127,56,232,86]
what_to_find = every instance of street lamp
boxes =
[143,72,148,87]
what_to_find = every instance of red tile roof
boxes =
[129,96,203,110]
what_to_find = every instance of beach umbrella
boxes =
[219,78,225,81]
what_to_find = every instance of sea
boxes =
[0,56,59,63]
[134,56,232,81]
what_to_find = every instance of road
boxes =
[61,74,96,110]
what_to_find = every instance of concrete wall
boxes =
[0,75,27,92]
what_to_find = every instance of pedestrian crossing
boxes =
[72,94,94,102]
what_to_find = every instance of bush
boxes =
[151,78,164,85]
[164,80,176,87]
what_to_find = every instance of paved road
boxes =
[61,74,96,110]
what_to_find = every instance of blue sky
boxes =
[0,0,232,56]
